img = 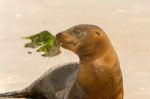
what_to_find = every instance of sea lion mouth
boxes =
[60,42,73,46]
[56,34,77,47]
[57,39,77,47]
[56,32,81,53]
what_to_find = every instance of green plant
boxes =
[24,31,61,57]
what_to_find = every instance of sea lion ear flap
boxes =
[95,32,101,36]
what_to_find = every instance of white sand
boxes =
[0,0,150,99]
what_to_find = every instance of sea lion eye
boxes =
[74,30,82,37]
[96,32,101,35]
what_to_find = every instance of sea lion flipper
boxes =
[0,89,28,98]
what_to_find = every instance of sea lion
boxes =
[56,24,124,99]
[0,24,123,99]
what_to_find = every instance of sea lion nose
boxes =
[56,32,66,44]
[56,32,64,39]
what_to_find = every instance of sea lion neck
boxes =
[78,41,109,63]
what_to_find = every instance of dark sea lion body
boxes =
[0,24,123,99]
[0,63,80,99]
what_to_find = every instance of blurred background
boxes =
[0,0,150,99]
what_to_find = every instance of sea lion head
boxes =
[56,24,110,58]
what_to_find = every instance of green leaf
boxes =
[24,31,61,57]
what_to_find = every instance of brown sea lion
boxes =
[0,24,123,99]
[56,24,124,99]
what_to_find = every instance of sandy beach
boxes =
[0,0,150,98]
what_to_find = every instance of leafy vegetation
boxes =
[24,31,61,57]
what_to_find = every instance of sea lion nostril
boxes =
[56,33,63,38]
